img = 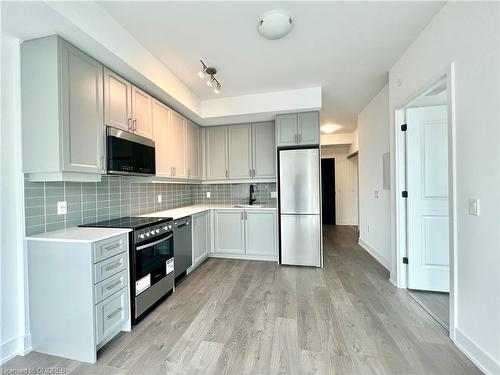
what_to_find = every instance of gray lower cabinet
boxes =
[213,209,277,259]
[214,210,245,254]
[22,35,104,182]
[192,211,210,267]
[245,210,277,256]
[276,111,320,147]
[27,233,130,363]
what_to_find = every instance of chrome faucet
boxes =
[249,184,257,205]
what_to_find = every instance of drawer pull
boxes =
[107,307,123,320]
[105,261,122,272]
[104,243,121,252]
[106,280,122,291]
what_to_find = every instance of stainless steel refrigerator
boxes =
[279,148,322,267]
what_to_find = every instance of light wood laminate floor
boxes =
[3,226,479,374]
[407,289,450,330]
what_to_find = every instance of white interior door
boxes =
[407,105,449,292]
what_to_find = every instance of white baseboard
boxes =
[455,328,500,375]
[209,252,277,262]
[1,337,18,364]
[358,238,391,271]
[1,334,32,364]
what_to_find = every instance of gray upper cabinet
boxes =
[228,124,252,179]
[252,122,275,178]
[186,120,201,180]
[276,114,298,147]
[276,111,320,147]
[298,112,320,145]
[104,68,132,132]
[131,86,152,139]
[206,126,228,180]
[170,112,187,178]
[103,69,152,139]
[206,121,276,181]
[22,35,104,181]
[152,99,171,178]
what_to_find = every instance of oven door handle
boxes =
[136,234,173,251]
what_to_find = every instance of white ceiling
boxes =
[97,1,444,132]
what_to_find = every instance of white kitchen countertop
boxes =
[26,227,132,243]
[143,203,277,221]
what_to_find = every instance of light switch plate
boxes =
[374,190,380,198]
[206,191,211,198]
[157,194,162,203]
[271,191,278,198]
[468,198,480,216]
[57,201,67,215]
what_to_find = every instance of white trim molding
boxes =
[358,239,391,271]
[455,328,500,375]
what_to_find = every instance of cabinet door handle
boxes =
[241,211,244,220]
[298,133,302,143]
[107,307,123,320]
[105,261,122,272]
[225,170,228,178]
[128,118,132,131]
[133,119,137,131]
[106,279,122,291]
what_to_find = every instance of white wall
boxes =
[321,145,358,225]
[0,35,29,363]
[357,84,391,270]
[389,3,500,373]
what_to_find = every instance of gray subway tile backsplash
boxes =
[24,174,276,235]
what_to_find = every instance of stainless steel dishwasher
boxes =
[173,216,192,279]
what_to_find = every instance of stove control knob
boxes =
[145,232,150,237]
[155,229,160,234]
[168,224,172,230]
[139,234,145,239]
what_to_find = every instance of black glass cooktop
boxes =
[79,216,171,230]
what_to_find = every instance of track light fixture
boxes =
[198,60,222,94]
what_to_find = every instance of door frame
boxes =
[393,63,457,340]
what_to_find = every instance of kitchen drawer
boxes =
[93,235,127,263]
[94,252,127,284]
[94,269,128,304]
[95,287,129,345]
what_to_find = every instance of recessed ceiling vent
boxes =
[258,9,294,40]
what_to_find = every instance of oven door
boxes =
[106,126,156,176]
[134,232,173,296]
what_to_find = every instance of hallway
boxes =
[3,226,479,374]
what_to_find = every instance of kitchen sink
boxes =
[234,204,263,208]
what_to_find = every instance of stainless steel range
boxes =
[80,216,174,324]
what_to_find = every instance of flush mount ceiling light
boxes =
[258,9,294,40]
[321,124,341,134]
[198,60,222,94]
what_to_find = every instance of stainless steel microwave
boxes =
[106,127,155,176]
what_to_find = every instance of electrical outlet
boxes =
[157,194,162,203]
[206,191,211,198]
[270,191,277,198]
[468,198,480,216]
[57,201,67,215]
